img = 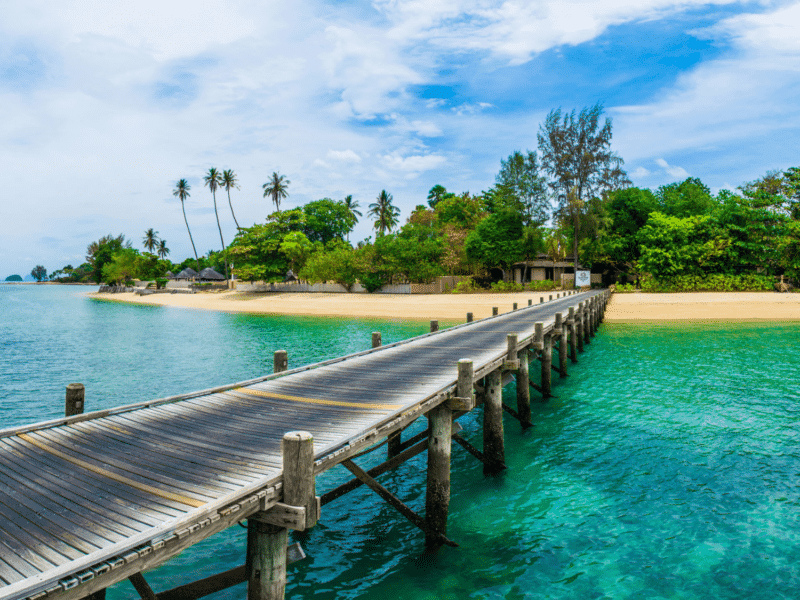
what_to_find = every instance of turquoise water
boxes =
[2,286,799,599]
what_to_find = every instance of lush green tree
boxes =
[537,103,630,267]
[86,234,130,283]
[173,178,201,273]
[204,167,228,280]
[300,245,360,290]
[142,228,159,252]
[434,193,484,229]
[227,211,306,282]
[375,223,446,283]
[496,150,548,226]
[101,248,139,284]
[427,185,454,208]
[157,239,170,259]
[369,190,400,236]
[5,274,22,282]
[31,265,47,282]
[302,198,357,244]
[343,195,362,240]
[221,169,241,229]
[280,231,316,272]
[465,211,525,277]
[656,177,717,218]
[263,172,290,212]
[637,212,708,278]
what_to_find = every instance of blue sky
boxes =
[1,0,799,276]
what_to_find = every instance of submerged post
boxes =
[568,307,578,363]
[430,320,439,333]
[425,402,452,549]
[247,431,316,600]
[556,313,567,377]
[372,332,382,349]
[274,351,288,374]
[65,383,85,417]
[483,370,505,474]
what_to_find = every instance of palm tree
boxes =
[173,179,201,273]
[157,239,170,259]
[143,228,159,253]
[221,169,241,229]
[262,172,290,212]
[368,190,400,236]
[343,194,361,241]
[204,167,228,281]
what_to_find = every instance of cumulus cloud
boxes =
[655,158,689,178]
[630,166,651,178]
[381,153,448,172]
[327,149,362,162]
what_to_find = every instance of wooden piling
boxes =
[274,350,288,374]
[65,383,85,417]
[372,332,382,349]
[466,312,473,323]
[483,370,505,474]
[583,301,591,345]
[515,344,531,428]
[556,313,567,377]
[513,302,518,310]
[577,303,585,353]
[430,320,439,333]
[247,431,316,600]
[492,307,499,316]
[541,334,552,399]
[568,307,578,363]
[425,403,452,549]
[528,299,532,306]
[540,297,544,303]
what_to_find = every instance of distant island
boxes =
[4,275,22,282]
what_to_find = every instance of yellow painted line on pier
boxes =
[234,388,401,411]
[18,433,206,508]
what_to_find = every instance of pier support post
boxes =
[466,312,473,323]
[247,431,317,600]
[425,403,452,549]
[577,303,585,353]
[583,301,591,345]
[515,344,532,428]
[372,332,382,349]
[556,313,568,377]
[590,297,597,336]
[274,351,288,374]
[430,320,439,333]
[528,299,532,306]
[568,307,578,363]
[513,302,518,310]
[540,297,544,304]
[65,383,85,417]
[483,370,505,474]
[541,334,552,399]
[492,307,499,316]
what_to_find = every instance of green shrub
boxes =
[613,282,637,293]
[359,273,386,293]
[639,273,774,292]
[524,280,558,292]
[491,281,523,293]
[155,278,168,290]
[449,277,480,294]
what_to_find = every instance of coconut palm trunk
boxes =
[174,179,201,273]
[204,168,229,282]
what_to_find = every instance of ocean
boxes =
[1,284,799,599]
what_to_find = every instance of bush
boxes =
[155,278,168,290]
[613,282,637,293]
[449,277,481,294]
[491,281,523,293]
[359,273,386,293]
[524,280,558,292]
[639,273,774,292]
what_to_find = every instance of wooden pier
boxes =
[0,290,609,600]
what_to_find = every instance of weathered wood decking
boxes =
[0,290,606,600]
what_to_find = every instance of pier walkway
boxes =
[0,290,607,600]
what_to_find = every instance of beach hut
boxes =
[198,268,225,281]
[175,267,198,280]
[165,271,175,279]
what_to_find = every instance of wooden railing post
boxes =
[247,431,316,600]
[430,320,439,333]
[425,402,452,549]
[568,307,578,363]
[556,313,567,377]
[466,312,473,323]
[492,307,499,316]
[483,370,505,474]
[274,351,288,374]
[65,383,85,417]
[372,332,382,349]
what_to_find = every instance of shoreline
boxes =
[88,290,800,322]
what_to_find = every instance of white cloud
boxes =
[655,158,689,178]
[327,149,362,162]
[381,153,448,172]
[630,166,651,178]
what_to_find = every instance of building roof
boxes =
[174,267,199,279]
[198,268,225,281]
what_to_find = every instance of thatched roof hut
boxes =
[165,271,175,279]
[175,267,198,280]
[198,268,225,281]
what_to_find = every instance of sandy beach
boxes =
[89,290,800,322]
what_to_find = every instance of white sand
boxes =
[89,290,800,322]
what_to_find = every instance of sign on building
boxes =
[575,270,591,287]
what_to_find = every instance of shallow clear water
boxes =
[1,286,799,599]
